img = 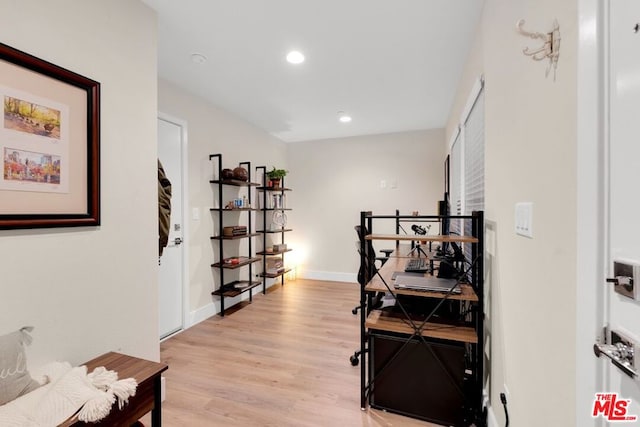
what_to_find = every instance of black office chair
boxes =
[352,225,392,315]
[350,225,392,366]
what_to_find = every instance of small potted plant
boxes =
[266,167,287,189]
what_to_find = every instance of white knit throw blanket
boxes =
[0,361,137,427]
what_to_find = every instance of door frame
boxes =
[158,111,190,340]
[576,0,608,425]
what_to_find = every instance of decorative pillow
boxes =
[0,327,41,406]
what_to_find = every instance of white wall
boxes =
[287,129,445,282]
[446,18,484,144]
[446,1,578,426]
[158,79,288,321]
[0,0,159,366]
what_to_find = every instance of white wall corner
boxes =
[487,405,499,427]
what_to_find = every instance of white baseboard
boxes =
[300,270,357,283]
[189,302,217,327]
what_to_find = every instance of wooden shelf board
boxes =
[212,280,262,297]
[211,233,260,240]
[210,208,258,212]
[210,179,260,187]
[256,249,293,256]
[366,310,477,344]
[366,234,478,244]
[260,268,292,278]
[259,208,292,211]
[211,257,261,269]
[365,280,477,302]
[256,228,292,233]
[257,187,292,191]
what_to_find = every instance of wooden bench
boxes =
[62,352,168,427]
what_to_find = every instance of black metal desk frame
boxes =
[357,211,485,427]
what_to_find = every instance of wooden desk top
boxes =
[365,249,478,302]
[363,247,479,343]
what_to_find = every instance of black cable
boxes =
[500,392,509,427]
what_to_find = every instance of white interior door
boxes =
[597,1,640,422]
[158,115,186,339]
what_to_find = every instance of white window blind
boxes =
[462,87,484,264]
[448,77,484,265]
[464,89,485,216]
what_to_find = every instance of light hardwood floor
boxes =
[154,279,438,427]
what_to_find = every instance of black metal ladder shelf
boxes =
[209,154,261,316]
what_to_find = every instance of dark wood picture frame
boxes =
[0,42,100,230]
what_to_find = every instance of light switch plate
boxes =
[515,202,533,238]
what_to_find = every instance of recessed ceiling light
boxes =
[286,51,305,64]
[338,112,352,123]
[191,53,207,64]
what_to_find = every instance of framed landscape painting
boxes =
[0,42,100,229]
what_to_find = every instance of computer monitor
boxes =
[439,194,450,236]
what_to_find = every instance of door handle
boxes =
[173,237,182,245]
[594,343,637,378]
[594,330,638,379]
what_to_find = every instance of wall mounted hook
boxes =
[516,19,560,80]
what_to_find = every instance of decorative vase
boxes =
[270,178,281,189]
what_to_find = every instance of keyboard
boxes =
[404,258,430,273]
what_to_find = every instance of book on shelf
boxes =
[223,225,247,236]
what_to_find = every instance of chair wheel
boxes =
[350,355,359,366]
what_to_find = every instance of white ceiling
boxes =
[143,0,484,143]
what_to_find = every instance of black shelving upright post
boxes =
[210,154,226,314]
